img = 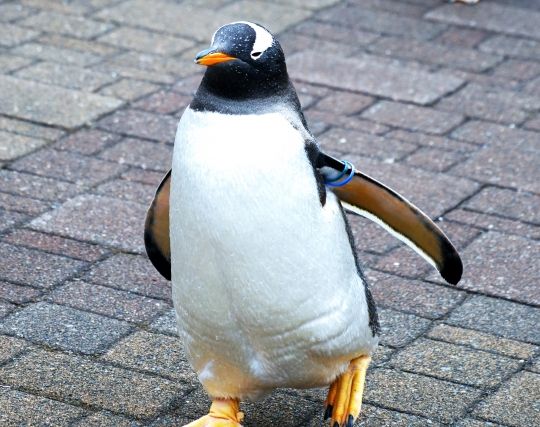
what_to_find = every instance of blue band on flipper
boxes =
[323,161,350,183]
[324,160,355,187]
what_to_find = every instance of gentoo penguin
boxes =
[144,22,462,427]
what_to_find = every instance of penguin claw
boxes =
[324,355,371,427]
[183,399,243,427]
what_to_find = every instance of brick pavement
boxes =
[0,0,539,425]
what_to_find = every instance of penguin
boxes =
[144,22,462,427]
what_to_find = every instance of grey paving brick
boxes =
[11,149,127,186]
[280,32,358,57]
[0,75,122,129]
[475,371,540,427]
[479,35,540,60]
[362,101,464,134]
[306,110,390,136]
[38,33,119,57]
[102,51,194,80]
[525,115,540,131]
[365,369,480,423]
[0,388,86,426]
[0,54,33,73]
[391,338,522,388]
[31,194,147,253]
[368,36,501,72]
[0,242,85,288]
[426,3,540,40]
[450,232,539,305]
[4,229,108,262]
[54,128,121,155]
[98,78,161,101]
[98,110,177,142]
[464,187,539,225]
[0,301,15,319]
[436,26,489,48]
[404,147,464,173]
[20,0,101,14]
[447,295,540,344]
[133,90,191,115]
[356,404,439,427]
[319,6,445,40]
[456,419,501,427]
[98,27,194,56]
[0,302,132,354]
[93,62,176,85]
[443,209,540,240]
[15,61,116,91]
[0,23,39,47]
[102,330,196,382]
[293,21,378,46]
[85,253,171,300]
[314,91,374,115]
[0,3,35,22]
[75,412,141,427]
[427,324,537,360]
[0,130,48,161]
[99,138,172,171]
[493,59,540,81]
[378,308,431,347]
[0,335,29,364]
[49,281,168,323]
[319,128,417,160]
[0,116,64,141]
[387,130,477,153]
[19,11,112,39]
[0,349,183,419]
[451,122,539,193]
[94,178,155,204]
[368,271,465,319]
[0,209,28,233]
[0,281,41,304]
[149,308,178,336]
[0,192,49,215]
[288,51,464,105]
[96,0,309,41]
[12,42,102,66]
[437,83,540,125]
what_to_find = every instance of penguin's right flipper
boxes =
[144,169,172,280]
[319,153,462,285]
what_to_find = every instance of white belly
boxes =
[170,108,377,399]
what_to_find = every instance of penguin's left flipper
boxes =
[144,170,171,280]
[319,152,462,285]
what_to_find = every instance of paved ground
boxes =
[0,0,539,425]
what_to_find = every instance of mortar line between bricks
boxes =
[461,205,540,228]
[459,352,540,422]
[0,376,164,423]
[444,217,540,242]
[424,333,537,362]
[371,258,540,312]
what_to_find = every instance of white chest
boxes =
[168,108,376,398]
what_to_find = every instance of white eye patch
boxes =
[242,22,274,60]
[212,21,274,60]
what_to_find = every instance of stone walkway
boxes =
[0,0,539,425]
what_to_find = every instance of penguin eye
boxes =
[251,51,262,59]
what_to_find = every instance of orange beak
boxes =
[195,49,236,66]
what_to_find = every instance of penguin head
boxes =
[194,22,290,102]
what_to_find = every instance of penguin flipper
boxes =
[319,153,462,285]
[144,169,172,280]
